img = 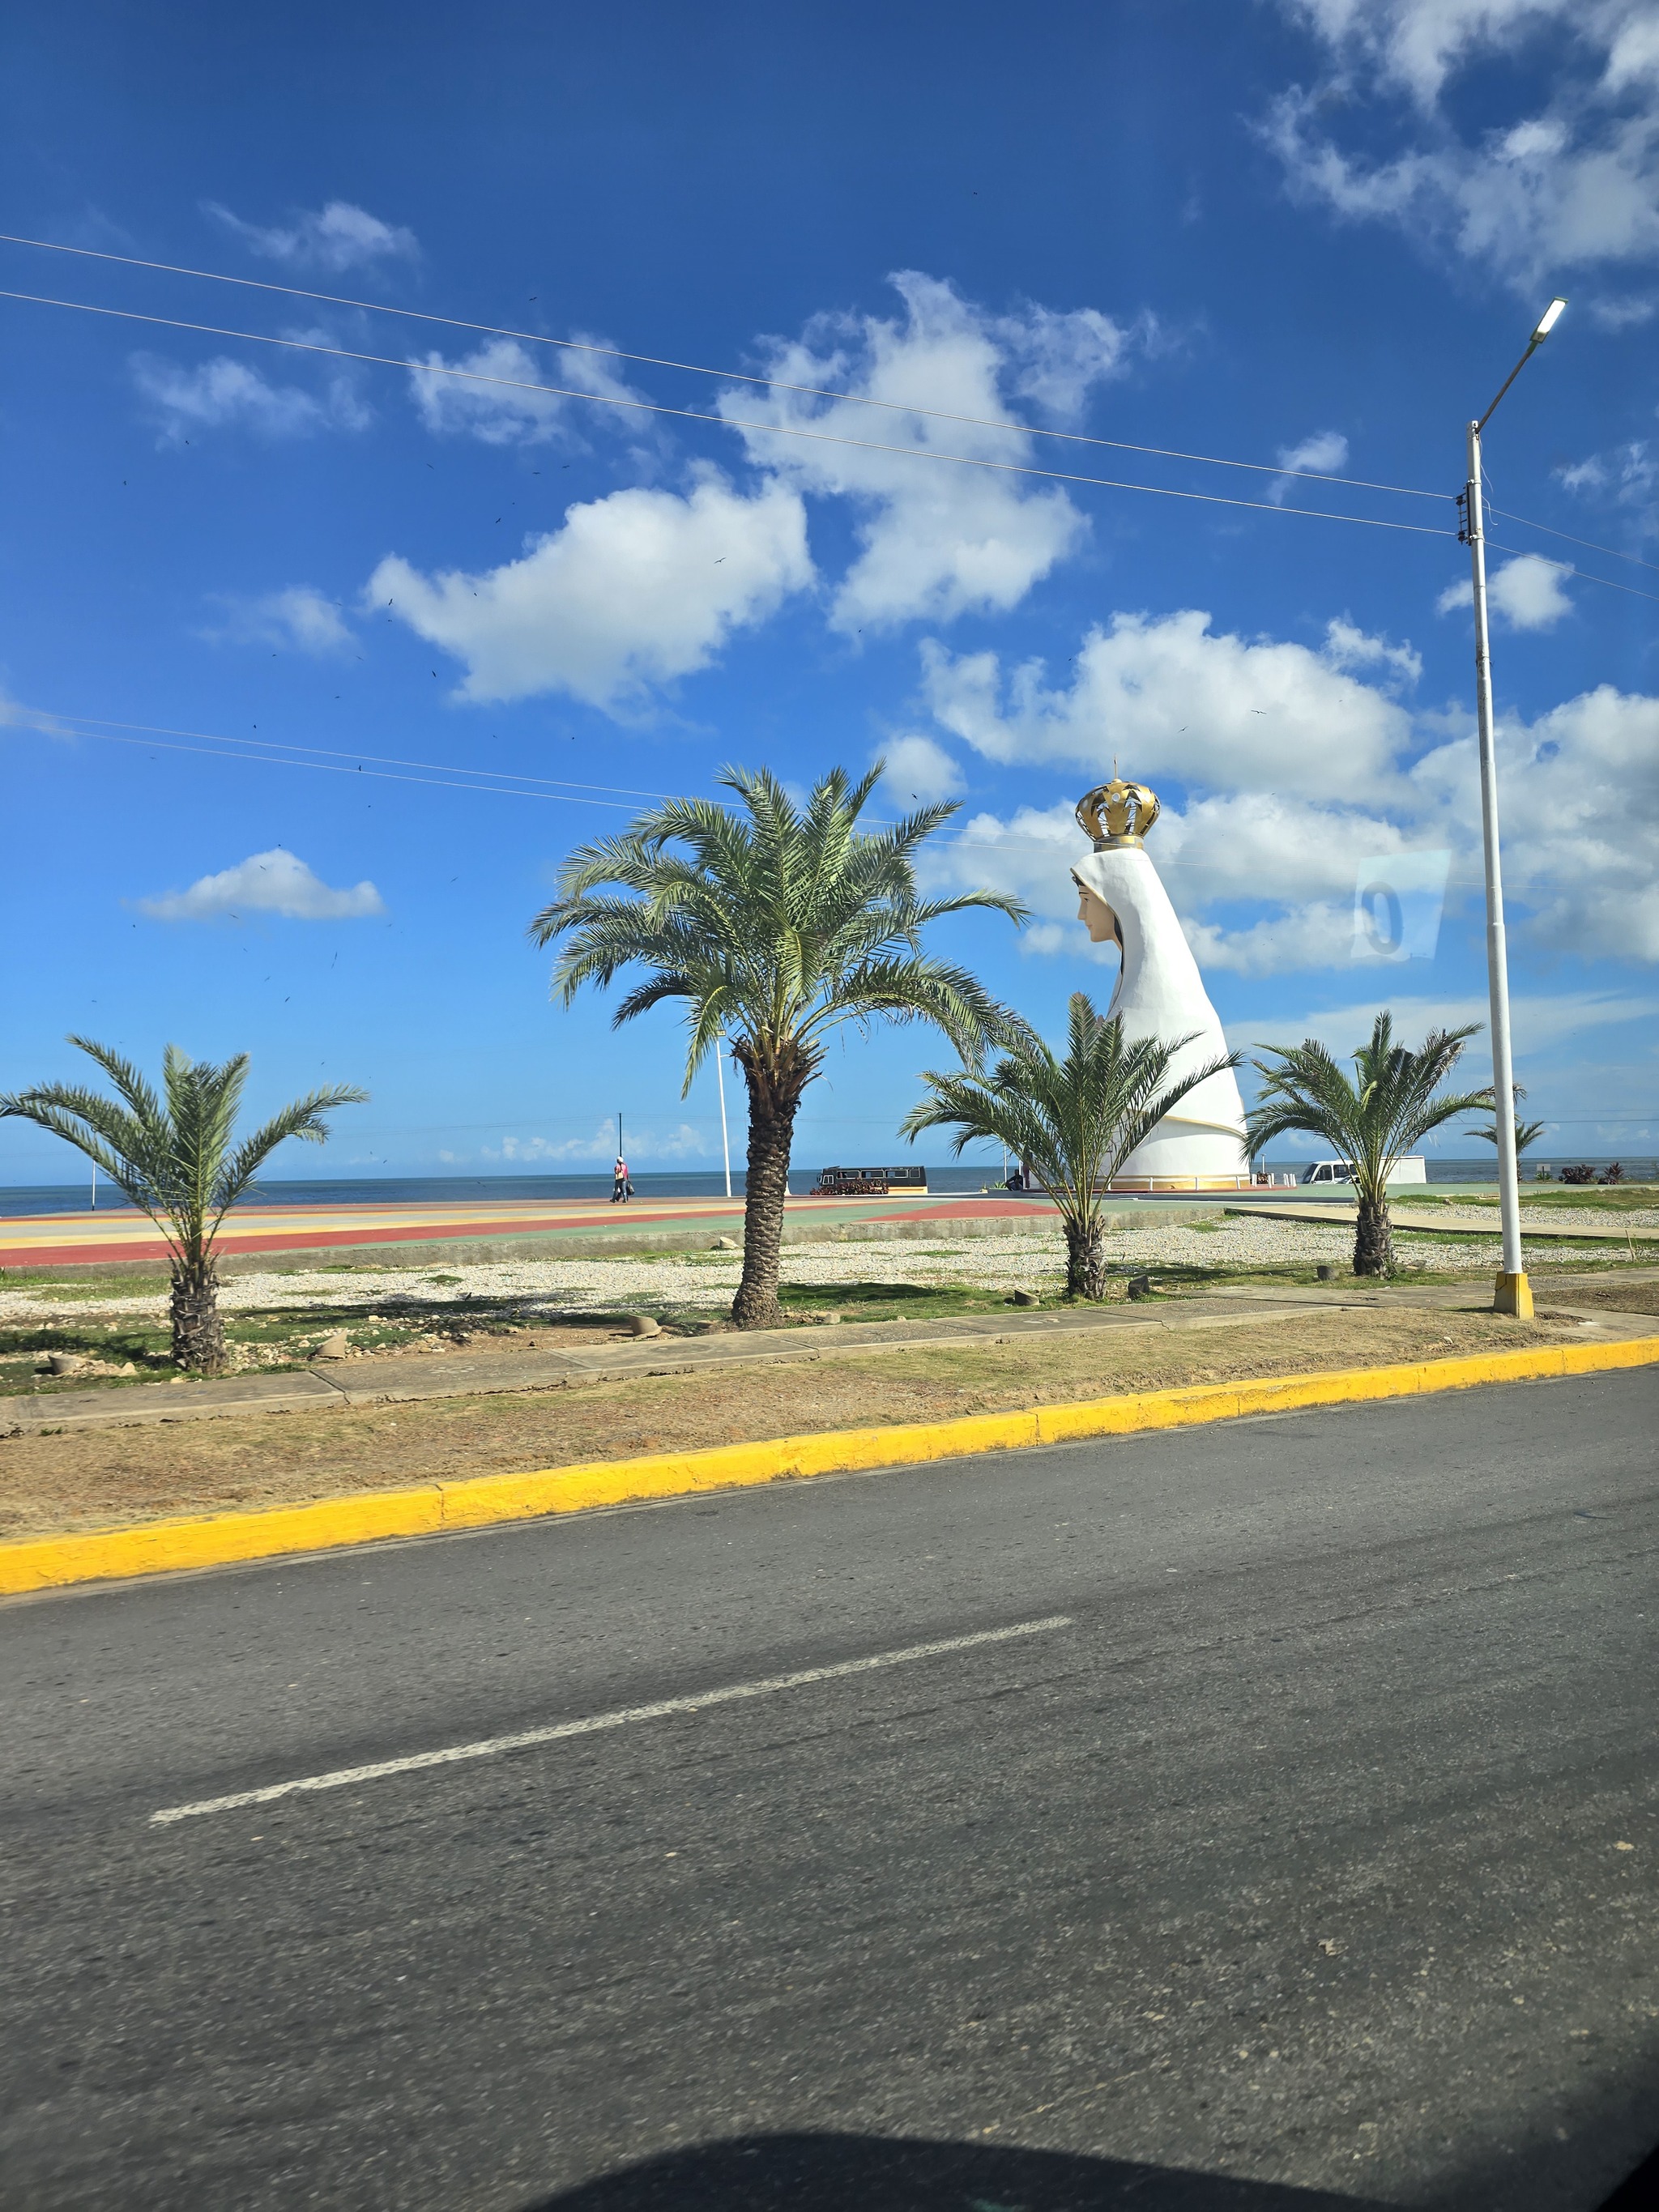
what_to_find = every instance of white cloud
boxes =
[205,199,419,272]
[1561,438,1657,497]
[407,335,648,446]
[131,352,370,444]
[0,688,70,739]
[201,586,352,654]
[1556,436,1656,524]
[716,272,1150,633]
[1272,428,1350,502]
[1265,3,1659,292]
[1324,614,1422,686]
[1280,2,1657,107]
[1235,987,1659,1059]
[487,1123,710,1163]
[137,848,385,923]
[1424,684,1659,959]
[922,788,1439,978]
[919,588,1659,975]
[919,799,1107,956]
[1436,552,1574,627]
[369,467,812,710]
[919,608,1414,802]
[877,734,966,803]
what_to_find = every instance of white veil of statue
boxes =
[1071,778,1248,1184]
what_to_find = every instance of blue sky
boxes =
[2,0,1656,1182]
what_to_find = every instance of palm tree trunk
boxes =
[731,1051,807,1330]
[1352,1196,1395,1277]
[1063,1217,1109,1300]
[171,1258,228,1371]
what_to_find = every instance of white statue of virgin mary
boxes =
[1071,778,1248,1185]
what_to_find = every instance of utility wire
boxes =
[1483,539,1659,607]
[0,286,1459,539]
[6,704,1601,891]
[1488,505,1659,576]
[0,231,1446,501]
[17,710,674,799]
[5,241,1638,590]
[13,716,637,807]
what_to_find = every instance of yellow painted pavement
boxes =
[3,1332,1655,1597]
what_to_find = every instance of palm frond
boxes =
[1247,1013,1490,1205]
[903,995,1238,1255]
[214,1084,369,1220]
[0,1087,170,1233]
[533,760,1023,1118]
[4,1042,365,1267]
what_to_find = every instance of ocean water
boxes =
[2,1157,1653,1218]
[0,1164,1001,1217]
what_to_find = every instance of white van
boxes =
[1301,1157,1427,1187]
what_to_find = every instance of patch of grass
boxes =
[0,1270,172,1298]
[0,1296,477,1394]
[1124,1259,1467,1292]
[0,1319,174,1393]
[775,1280,1025,1322]
[1402,1187,1658,1213]
[0,1304,1581,1541]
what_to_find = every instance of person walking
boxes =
[612,1154,631,1204]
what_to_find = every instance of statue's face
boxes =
[1076,882,1120,945]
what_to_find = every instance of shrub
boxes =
[1561,1163,1595,1184]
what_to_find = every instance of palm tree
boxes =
[0,1038,367,1372]
[1245,1013,1492,1276]
[530,764,1024,1328]
[900,993,1240,1299]
[1473,1083,1547,1158]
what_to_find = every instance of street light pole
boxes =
[714,1038,732,1200]
[1459,296,1565,1322]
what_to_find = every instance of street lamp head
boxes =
[1478,296,1570,428]
[1531,297,1567,343]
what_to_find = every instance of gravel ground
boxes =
[1405,1202,1659,1228]
[2,1215,1630,1326]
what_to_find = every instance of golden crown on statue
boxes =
[1075,777,1161,849]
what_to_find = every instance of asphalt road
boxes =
[3,1370,1657,2210]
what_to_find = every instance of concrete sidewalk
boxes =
[6,1280,1648,1436]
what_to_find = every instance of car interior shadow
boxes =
[523,2129,1395,2210]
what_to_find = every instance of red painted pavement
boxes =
[1,1192,1055,1272]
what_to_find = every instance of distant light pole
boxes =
[714,1038,732,1200]
[1459,295,1566,1320]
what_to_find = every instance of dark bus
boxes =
[812,1165,928,1196]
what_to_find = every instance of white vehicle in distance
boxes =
[1301,1157,1428,1187]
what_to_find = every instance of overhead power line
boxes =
[1487,505,1659,577]
[0,286,1456,540]
[5,703,1607,892]
[19,714,675,800]
[0,230,1445,501]
[2,238,1637,592]
[1483,539,1659,607]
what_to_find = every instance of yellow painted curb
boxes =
[4,1333,1657,1598]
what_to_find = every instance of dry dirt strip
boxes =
[0,1297,1413,1435]
[3,1332,1655,1599]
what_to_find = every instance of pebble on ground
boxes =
[2,1208,1650,1326]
